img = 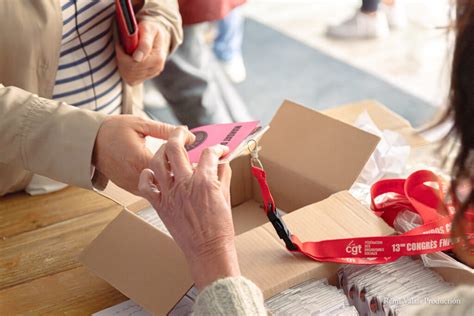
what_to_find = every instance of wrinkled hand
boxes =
[116,20,168,86]
[92,116,193,195]
[138,127,240,289]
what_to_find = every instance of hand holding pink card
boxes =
[185,121,268,164]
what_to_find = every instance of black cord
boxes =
[73,0,98,110]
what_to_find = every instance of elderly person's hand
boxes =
[138,127,241,289]
[116,20,169,86]
[93,116,194,195]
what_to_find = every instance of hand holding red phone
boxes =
[115,0,170,86]
[116,20,169,86]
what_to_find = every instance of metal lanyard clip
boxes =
[247,139,264,169]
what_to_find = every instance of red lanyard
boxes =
[249,147,467,264]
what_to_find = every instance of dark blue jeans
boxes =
[213,7,244,62]
[147,24,252,128]
[361,0,380,12]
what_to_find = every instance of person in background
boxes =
[139,0,473,314]
[0,0,184,197]
[327,0,407,39]
[214,7,247,84]
[146,0,252,129]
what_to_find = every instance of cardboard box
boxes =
[322,100,427,147]
[323,101,474,285]
[84,100,473,314]
[81,100,401,314]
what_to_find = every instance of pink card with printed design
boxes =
[185,121,262,164]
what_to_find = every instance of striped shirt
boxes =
[53,0,122,115]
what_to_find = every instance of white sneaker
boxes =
[380,2,408,29]
[219,55,247,84]
[327,11,390,39]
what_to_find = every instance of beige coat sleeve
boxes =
[136,0,183,55]
[0,85,106,190]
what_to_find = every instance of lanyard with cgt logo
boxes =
[247,140,471,264]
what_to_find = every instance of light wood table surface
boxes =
[0,187,130,315]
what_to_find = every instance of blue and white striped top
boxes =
[53,0,122,115]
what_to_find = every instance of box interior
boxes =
[229,100,381,235]
[81,100,388,315]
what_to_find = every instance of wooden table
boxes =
[0,187,131,315]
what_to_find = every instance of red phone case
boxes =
[115,0,139,55]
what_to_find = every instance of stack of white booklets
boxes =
[338,257,454,316]
[266,278,358,316]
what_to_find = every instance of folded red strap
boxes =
[371,170,450,226]
[251,166,465,264]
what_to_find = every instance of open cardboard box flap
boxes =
[257,100,380,210]
[97,99,423,211]
[322,100,428,147]
[80,100,394,315]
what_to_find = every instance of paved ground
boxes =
[244,0,452,107]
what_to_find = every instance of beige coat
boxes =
[0,0,182,196]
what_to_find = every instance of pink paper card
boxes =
[185,121,261,164]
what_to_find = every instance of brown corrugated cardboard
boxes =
[80,210,193,314]
[87,99,474,315]
[234,191,394,299]
[81,100,391,314]
[80,192,393,315]
[257,100,381,210]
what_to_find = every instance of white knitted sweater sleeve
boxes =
[193,276,267,315]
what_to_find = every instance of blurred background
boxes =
[146,0,453,128]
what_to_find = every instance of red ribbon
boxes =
[251,167,468,264]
